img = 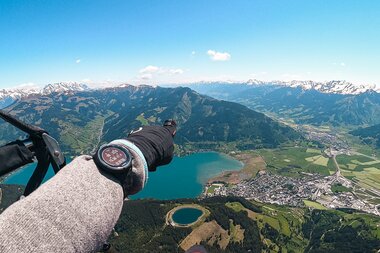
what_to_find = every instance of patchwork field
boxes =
[336,154,380,191]
[255,147,333,177]
[57,115,106,154]
[305,155,329,166]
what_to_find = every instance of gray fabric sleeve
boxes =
[0,155,125,252]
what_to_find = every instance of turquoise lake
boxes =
[2,152,243,199]
[172,208,203,225]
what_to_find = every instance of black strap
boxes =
[127,125,174,171]
[0,110,46,137]
[23,148,50,196]
[0,141,34,177]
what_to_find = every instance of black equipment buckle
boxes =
[0,110,66,196]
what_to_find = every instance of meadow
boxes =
[254,147,333,177]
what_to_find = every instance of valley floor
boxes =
[203,123,380,216]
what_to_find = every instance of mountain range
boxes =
[1,81,380,252]
[0,83,301,155]
[0,82,89,109]
[245,79,379,95]
[188,81,380,126]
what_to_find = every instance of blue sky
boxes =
[1,0,379,88]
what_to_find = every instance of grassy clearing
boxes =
[136,113,148,125]
[305,155,319,162]
[226,202,280,230]
[227,201,309,252]
[303,200,327,210]
[225,202,245,212]
[347,163,358,170]
[306,148,321,154]
[207,185,218,194]
[180,220,230,251]
[261,215,281,231]
[314,156,329,166]
[277,214,291,236]
[331,184,352,193]
[351,160,380,166]
[229,220,245,243]
[305,155,329,166]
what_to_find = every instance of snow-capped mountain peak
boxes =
[41,82,89,95]
[245,79,378,95]
[0,82,90,108]
[246,79,265,85]
[286,80,376,94]
[118,83,132,88]
[0,87,40,100]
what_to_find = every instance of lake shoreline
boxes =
[3,152,243,200]
[166,204,208,227]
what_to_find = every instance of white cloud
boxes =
[81,78,92,83]
[169,69,184,75]
[282,73,302,81]
[16,82,38,88]
[140,73,153,80]
[207,50,231,61]
[76,59,81,64]
[332,62,346,67]
[139,66,184,75]
[191,51,196,55]
[139,65,160,74]
[137,65,185,82]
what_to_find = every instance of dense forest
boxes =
[108,197,380,253]
[0,185,379,252]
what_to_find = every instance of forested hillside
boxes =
[350,124,380,148]
[0,85,301,155]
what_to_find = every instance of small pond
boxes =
[172,207,203,225]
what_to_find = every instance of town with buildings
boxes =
[203,170,380,216]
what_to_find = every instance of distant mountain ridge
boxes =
[189,82,380,126]
[0,85,301,155]
[0,82,89,109]
[189,79,379,95]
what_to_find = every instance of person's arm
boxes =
[0,155,124,252]
[0,121,176,252]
